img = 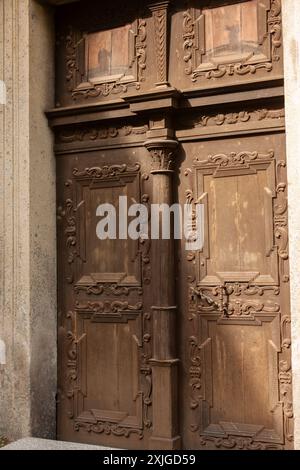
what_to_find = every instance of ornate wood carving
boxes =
[75,284,143,297]
[74,419,143,439]
[182,108,285,129]
[184,136,293,449]
[195,149,274,171]
[72,163,141,179]
[65,16,147,100]
[58,125,149,144]
[198,436,283,450]
[64,305,151,440]
[183,0,282,82]
[149,1,170,86]
[145,139,178,173]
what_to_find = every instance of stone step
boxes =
[1,437,118,451]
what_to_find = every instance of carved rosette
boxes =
[144,139,178,174]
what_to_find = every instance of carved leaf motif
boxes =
[183,11,194,75]
[196,150,274,168]
[76,301,143,314]
[72,163,140,179]
[199,436,283,450]
[189,336,202,409]
[74,420,143,439]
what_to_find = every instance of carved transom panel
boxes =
[183,0,282,81]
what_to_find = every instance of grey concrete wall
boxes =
[0,0,56,440]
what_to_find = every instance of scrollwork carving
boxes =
[58,125,149,144]
[60,180,77,284]
[183,0,282,82]
[195,150,274,169]
[185,108,284,129]
[65,14,147,100]
[73,163,141,179]
[189,336,202,410]
[74,419,143,439]
[269,0,282,61]
[75,284,143,297]
[183,11,194,76]
[192,62,272,81]
[199,436,283,450]
[136,19,147,82]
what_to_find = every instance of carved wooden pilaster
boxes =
[149,1,170,87]
[144,137,181,450]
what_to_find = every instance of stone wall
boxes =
[282,0,300,451]
[0,0,56,440]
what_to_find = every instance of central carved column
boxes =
[145,133,181,450]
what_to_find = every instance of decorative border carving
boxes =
[73,163,141,179]
[198,436,283,450]
[75,284,143,297]
[183,0,282,82]
[194,149,274,170]
[75,300,143,322]
[183,108,285,129]
[57,180,77,285]
[74,419,143,439]
[65,17,147,100]
[149,1,170,86]
[65,304,152,438]
[185,141,293,448]
[275,160,289,282]
[58,125,149,144]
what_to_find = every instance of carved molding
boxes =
[183,0,282,82]
[65,16,147,100]
[58,125,149,144]
[74,419,143,439]
[184,108,285,129]
[189,336,202,410]
[275,160,289,282]
[65,305,153,436]
[57,180,77,285]
[72,163,141,179]
[144,139,178,173]
[76,300,143,313]
[149,1,170,86]
[198,436,283,450]
[136,19,147,82]
[75,300,142,323]
[194,150,275,170]
[75,284,143,297]
[186,141,293,448]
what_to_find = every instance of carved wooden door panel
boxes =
[56,144,153,449]
[52,0,293,451]
[178,130,293,450]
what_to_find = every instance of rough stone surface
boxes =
[282,0,300,451]
[0,0,56,440]
[1,438,117,451]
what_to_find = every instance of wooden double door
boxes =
[55,123,293,450]
[52,0,293,451]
